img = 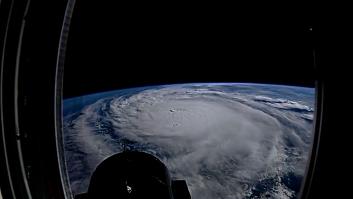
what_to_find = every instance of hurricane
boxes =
[63,83,315,199]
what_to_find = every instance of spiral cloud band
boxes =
[63,83,314,199]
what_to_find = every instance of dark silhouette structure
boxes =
[75,151,191,199]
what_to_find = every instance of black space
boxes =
[63,1,315,98]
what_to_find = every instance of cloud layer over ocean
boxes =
[63,83,314,199]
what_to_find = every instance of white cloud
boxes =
[253,95,314,113]
[63,85,314,198]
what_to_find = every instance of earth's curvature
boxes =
[63,83,315,199]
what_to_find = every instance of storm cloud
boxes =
[63,83,314,199]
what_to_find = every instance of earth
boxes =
[63,83,315,199]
